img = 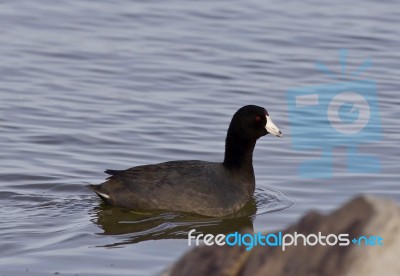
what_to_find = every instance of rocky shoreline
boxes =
[166,195,400,276]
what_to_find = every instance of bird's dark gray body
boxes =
[88,160,255,217]
[88,105,282,217]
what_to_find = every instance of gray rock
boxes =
[167,195,400,276]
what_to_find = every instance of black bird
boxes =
[88,105,282,217]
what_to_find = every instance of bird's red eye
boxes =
[255,116,261,122]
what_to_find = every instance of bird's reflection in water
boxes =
[90,186,295,247]
[91,198,257,247]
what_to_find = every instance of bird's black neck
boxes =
[223,129,256,170]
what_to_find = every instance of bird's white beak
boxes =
[265,115,282,137]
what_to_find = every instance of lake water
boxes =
[1,0,399,275]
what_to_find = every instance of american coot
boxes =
[88,105,282,217]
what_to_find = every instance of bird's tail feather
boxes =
[86,184,111,202]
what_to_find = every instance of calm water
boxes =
[1,0,400,275]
